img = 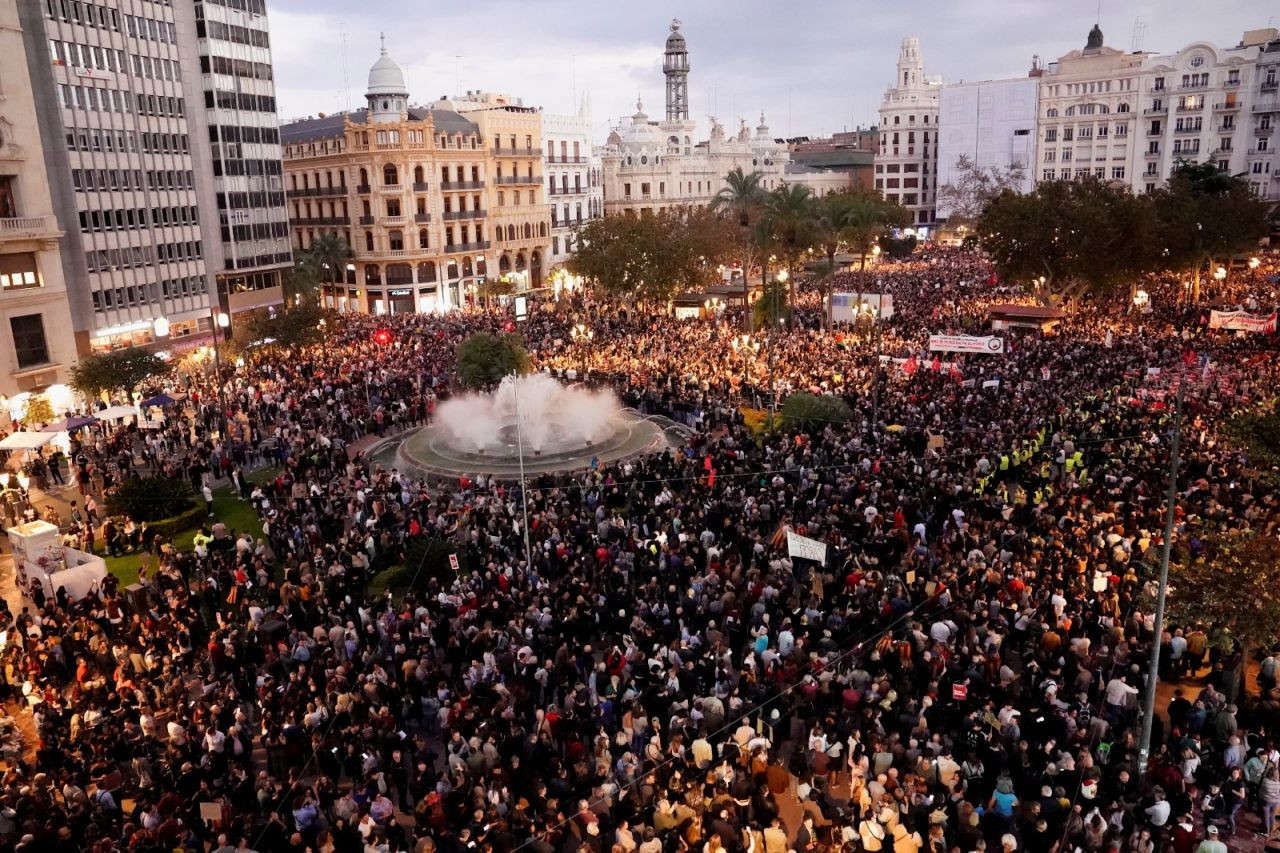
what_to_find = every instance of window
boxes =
[10,314,48,368]
[0,253,40,290]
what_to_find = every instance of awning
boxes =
[42,416,100,433]
[0,432,55,450]
[139,394,177,408]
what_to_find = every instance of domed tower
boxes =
[663,19,689,122]
[365,34,409,124]
[897,36,925,89]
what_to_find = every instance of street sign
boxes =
[514,295,528,322]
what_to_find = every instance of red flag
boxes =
[931,355,942,373]
[704,455,713,471]
[949,363,963,384]
[707,468,716,488]
[904,355,919,375]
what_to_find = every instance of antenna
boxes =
[340,22,351,110]
[1130,16,1147,53]
[1096,0,1102,24]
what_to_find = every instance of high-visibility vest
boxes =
[1000,455,1009,471]
[1065,457,1077,473]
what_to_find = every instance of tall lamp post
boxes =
[571,323,594,379]
[731,334,759,402]
[768,269,789,424]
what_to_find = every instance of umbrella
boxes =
[42,415,99,433]
[0,432,55,450]
[95,405,139,421]
[140,393,176,408]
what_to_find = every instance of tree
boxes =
[844,191,910,271]
[714,167,767,328]
[21,394,53,427]
[240,301,330,350]
[284,249,325,306]
[1168,530,1280,662]
[569,207,732,305]
[781,392,853,429]
[978,177,1157,306]
[71,349,173,400]
[106,476,197,523]
[310,232,353,293]
[753,281,792,330]
[477,275,517,309]
[937,154,1026,230]
[455,332,530,389]
[1152,161,1270,300]
[765,184,818,284]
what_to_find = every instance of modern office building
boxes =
[0,1,79,397]
[876,37,944,231]
[18,0,224,354]
[193,0,292,315]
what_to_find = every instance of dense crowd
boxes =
[0,247,1275,853]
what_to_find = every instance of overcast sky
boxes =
[269,0,1272,142]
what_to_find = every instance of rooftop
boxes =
[280,108,478,144]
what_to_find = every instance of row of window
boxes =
[89,275,209,312]
[48,40,125,74]
[1045,124,1129,142]
[0,253,41,292]
[57,84,185,119]
[85,240,202,273]
[211,157,283,178]
[45,0,119,31]
[195,18,270,49]
[72,169,195,192]
[78,205,199,232]
[1045,79,1136,98]
[199,54,274,82]
[1045,103,1131,118]
[1041,167,1129,181]
[199,0,268,14]
[210,124,281,146]
[216,191,286,210]
[64,128,190,157]
[221,221,290,243]
[125,14,177,45]
[205,90,276,114]
[1043,147,1129,162]
[874,163,926,174]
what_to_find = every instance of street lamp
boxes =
[1249,257,1261,270]
[1214,266,1227,286]
[571,323,594,377]
[153,317,170,338]
[1133,289,1151,310]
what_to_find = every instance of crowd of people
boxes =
[0,247,1275,853]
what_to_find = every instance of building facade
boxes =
[876,37,943,231]
[936,77,1038,220]
[1252,35,1280,202]
[1135,29,1274,194]
[0,0,79,397]
[599,20,844,218]
[542,100,603,284]
[18,0,225,354]
[194,0,292,315]
[282,48,551,314]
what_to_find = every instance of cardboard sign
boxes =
[448,553,460,572]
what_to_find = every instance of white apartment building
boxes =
[876,37,943,231]
[936,77,1039,219]
[0,1,79,397]
[542,99,603,285]
[1135,29,1275,194]
[1242,33,1278,202]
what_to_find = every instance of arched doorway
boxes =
[462,256,474,277]
[498,254,511,275]
[417,261,437,283]
[530,250,543,288]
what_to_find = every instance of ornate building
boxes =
[599,20,845,218]
[1253,34,1280,202]
[282,45,551,314]
[542,98,603,285]
[876,37,944,231]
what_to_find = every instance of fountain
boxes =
[394,374,670,480]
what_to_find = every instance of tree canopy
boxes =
[977,176,1156,305]
[455,332,530,389]
[1151,161,1270,299]
[938,154,1026,228]
[71,348,173,399]
[568,206,734,303]
[1169,529,1280,654]
[239,301,330,351]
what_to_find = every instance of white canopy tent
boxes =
[0,432,55,450]
[95,405,140,421]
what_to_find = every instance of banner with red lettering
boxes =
[1208,310,1277,333]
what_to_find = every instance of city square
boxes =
[0,2,1277,852]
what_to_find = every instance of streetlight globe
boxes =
[217,312,230,328]
[16,472,29,490]
[153,317,170,338]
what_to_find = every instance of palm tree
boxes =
[285,249,324,306]
[309,232,353,298]
[843,191,908,271]
[713,167,767,329]
[813,192,853,328]
[766,184,817,304]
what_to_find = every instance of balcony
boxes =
[548,155,586,164]
[1263,80,1279,91]
[548,186,586,196]
[286,185,347,198]
[1213,101,1241,112]
[1143,106,1167,115]
[0,216,57,239]
[1225,78,1241,88]
[367,248,414,259]
[440,180,484,190]
[379,183,403,193]
[382,215,407,225]
[1176,102,1205,112]
[414,212,431,223]
[442,209,486,221]
[1173,125,1204,135]
[1146,128,1163,137]
[412,182,429,192]
[356,184,371,194]
[358,215,374,225]
[445,240,490,253]
[1254,99,1280,113]
[1144,149,1162,158]
[492,145,536,157]
[291,216,347,226]
[496,174,542,185]
[1256,126,1276,137]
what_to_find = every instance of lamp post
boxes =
[731,334,760,403]
[0,471,31,524]
[767,269,789,424]
[571,323,594,378]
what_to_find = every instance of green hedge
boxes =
[149,504,207,539]
[105,476,197,522]
[781,392,853,429]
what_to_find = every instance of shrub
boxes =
[149,505,206,538]
[781,392,853,429]
[456,332,530,389]
[106,476,197,523]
